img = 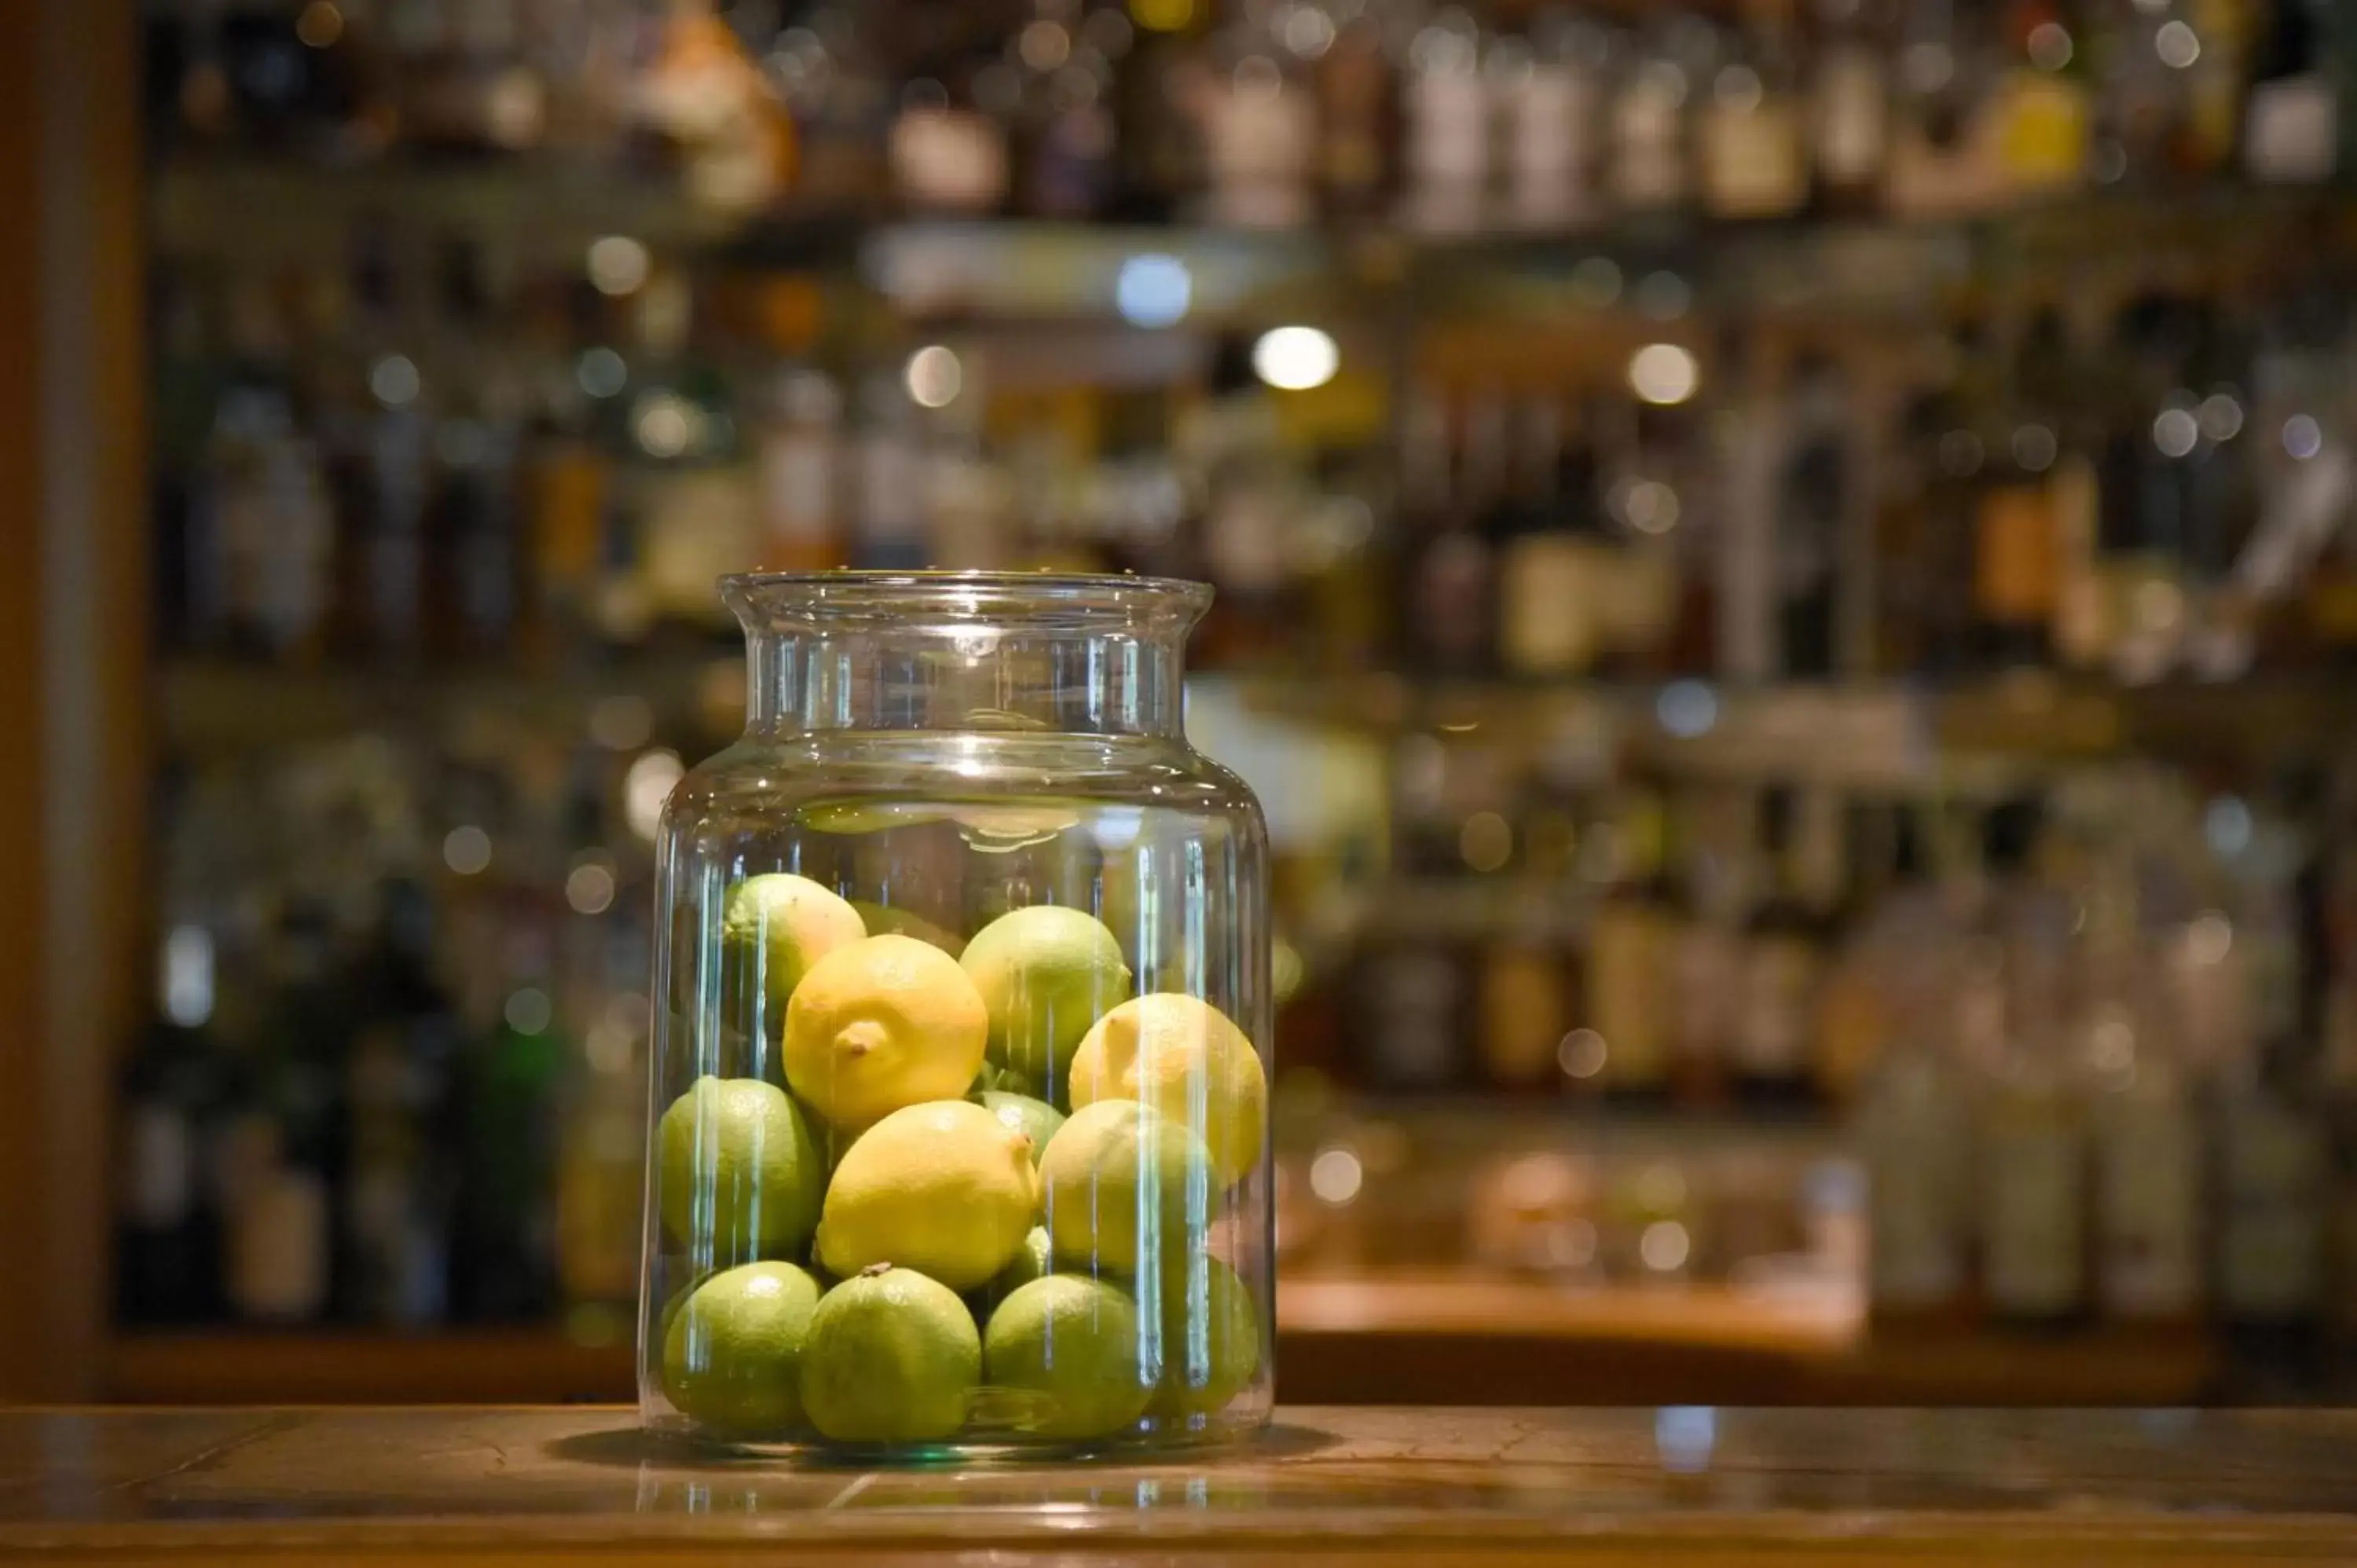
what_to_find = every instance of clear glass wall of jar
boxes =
[640,572,1272,1456]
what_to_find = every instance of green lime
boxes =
[660,1261,823,1435]
[799,1264,981,1445]
[974,1225,1054,1316]
[1037,1098,1214,1276]
[977,1090,1065,1170]
[959,906,1132,1102]
[813,1099,1039,1290]
[982,1275,1153,1441]
[658,1077,827,1262]
[721,874,867,1023]
[1146,1251,1261,1420]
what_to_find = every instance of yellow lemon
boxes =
[783,935,988,1131]
[1068,994,1266,1188]
[815,1100,1039,1290]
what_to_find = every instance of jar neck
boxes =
[744,626,1189,738]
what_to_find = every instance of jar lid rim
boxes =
[720,570,1215,621]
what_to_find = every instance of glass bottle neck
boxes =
[744,626,1188,738]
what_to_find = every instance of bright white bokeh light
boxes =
[162,926,215,1028]
[1309,1147,1364,1205]
[634,393,695,458]
[442,825,492,876]
[369,354,420,408]
[625,749,684,841]
[575,346,627,399]
[1656,680,1720,738]
[2153,407,2200,458]
[1252,325,1340,391]
[2198,393,2245,442]
[1629,343,1699,405]
[1640,1220,1692,1273]
[566,861,618,916]
[2284,414,2324,460]
[1115,253,1192,328]
[905,344,963,408]
[585,235,652,296]
[504,987,554,1037]
[2156,19,2200,67]
[2205,795,2254,858]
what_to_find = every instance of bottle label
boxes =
[2220,1097,2328,1317]
[1587,907,1670,1090]
[1204,77,1314,229]
[1508,67,1597,226]
[1417,531,1493,666]
[1815,46,1888,188]
[891,108,1010,213]
[759,431,837,559]
[640,467,758,618]
[1977,482,2060,621]
[1867,1120,1963,1307]
[2245,76,2337,185]
[2096,1094,2201,1318]
[1611,66,1688,207]
[1481,948,1568,1087]
[1406,70,1488,231]
[1732,935,1818,1075]
[1703,101,1806,218]
[1671,923,1742,1066]
[125,1105,194,1230]
[230,1167,330,1323]
[1995,72,2089,194]
[1983,1111,2084,1317]
[1369,951,1465,1088]
[1498,537,1605,676]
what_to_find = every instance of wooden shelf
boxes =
[106,1278,2217,1409]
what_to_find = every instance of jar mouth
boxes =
[720,570,1215,633]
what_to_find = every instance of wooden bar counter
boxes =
[2,1406,2356,1565]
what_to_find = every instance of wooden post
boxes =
[0,0,148,1402]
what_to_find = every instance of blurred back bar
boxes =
[103,0,2357,1406]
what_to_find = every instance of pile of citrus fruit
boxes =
[654,872,1266,1448]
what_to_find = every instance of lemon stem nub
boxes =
[860,1262,895,1278]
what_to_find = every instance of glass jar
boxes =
[639,572,1273,1456]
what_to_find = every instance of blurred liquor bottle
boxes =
[1809,0,1894,214]
[1972,310,2068,672]
[2081,838,2205,1328]
[1700,0,1812,220]
[2244,0,2341,184]
[1110,0,1211,220]
[1772,354,1857,680]
[1977,804,2091,1332]
[1729,787,1831,1109]
[1501,6,1605,230]
[1401,5,1489,233]
[1990,0,2092,200]
[342,877,463,1326]
[1477,896,1574,1096]
[1200,3,1316,228]
[2216,1037,2332,1391]
[1585,785,1677,1105]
